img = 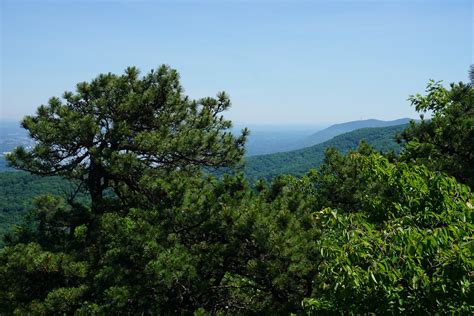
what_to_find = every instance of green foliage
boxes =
[0,124,404,244]
[0,172,86,245]
[6,65,247,207]
[209,148,473,314]
[0,69,472,314]
[399,80,474,188]
[1,149,472,314]
[300,150,473,314]
[0,242,87,314]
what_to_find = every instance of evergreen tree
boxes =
[7,65,248,208]
[1,66,249,314]
[1,67,472,315]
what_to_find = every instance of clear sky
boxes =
[1,0,472,125]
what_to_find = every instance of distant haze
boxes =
[235,118,416,156]
[1,1,472,124]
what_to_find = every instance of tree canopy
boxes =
[0,67,473,314]
[399,79,474,188]
[7,65,248,206]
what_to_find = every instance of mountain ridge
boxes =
[244,123,408,180]
[300,118,413,148]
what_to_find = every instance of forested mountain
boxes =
[0,119,412,166]
[244,124,406,180]
[0,67,472,314]
[0,124,405,239]
[299,118,412,148]
[235,118,413,156]
[0,118,412,168]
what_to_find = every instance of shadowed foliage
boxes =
[0,69,472,314]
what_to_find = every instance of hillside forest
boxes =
[0,65,472,314]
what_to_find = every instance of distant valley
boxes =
[234,124,324,156]
[0,118,414,171]
[0,119,412,240]
[0,121,33,171]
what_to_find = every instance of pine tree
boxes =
[7,64,248,216]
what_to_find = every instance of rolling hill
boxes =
[0,118,413,170]
[298,118,412,148]
[244,124,407,180]
[0,123,409,241]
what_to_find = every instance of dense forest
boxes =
[0,173,88,244]
[0,123,406,238]
[0,66,472,314]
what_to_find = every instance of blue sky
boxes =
[1,0,472,125]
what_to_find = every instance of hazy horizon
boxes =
[1,0,472,124]
[0,116,418,130]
